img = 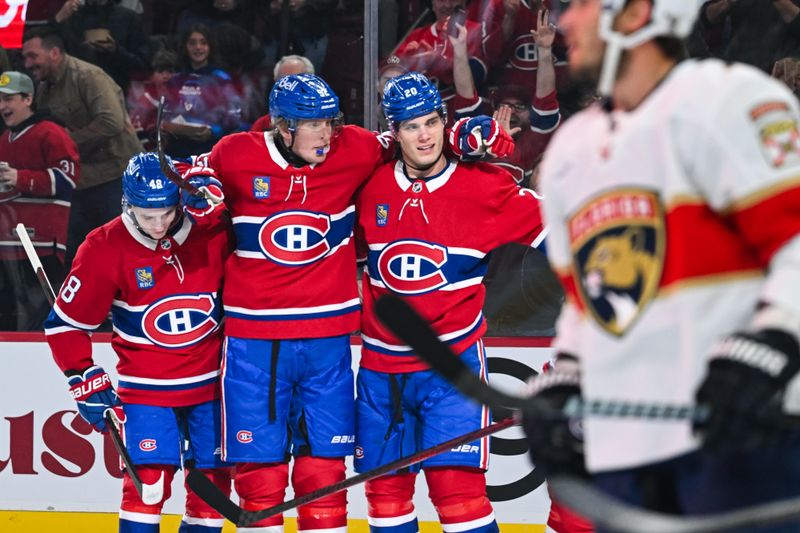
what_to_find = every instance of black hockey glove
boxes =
[522,357,587,478]
[694,328,800,452]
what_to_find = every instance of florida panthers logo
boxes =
[259,211,332,265]
[377,240,448,295]
[141,294,218,348]
[570,190,664,336]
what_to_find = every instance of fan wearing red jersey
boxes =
[44,153,232,533]
[353,71,546,533]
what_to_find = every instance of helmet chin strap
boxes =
[274,129,310,168]
[123,202,182,241]
[401,149,445,178]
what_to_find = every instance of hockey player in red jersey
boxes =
[188,73,515,533]
[523,1,800,530]
[44,152,233,533]
[353,71,546,533]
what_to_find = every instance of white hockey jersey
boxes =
[539,59,800,472]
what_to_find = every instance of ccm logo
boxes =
[237,430,253,443]
[330,435,354,444]
[451,444,479,453]
[139,439,157,452]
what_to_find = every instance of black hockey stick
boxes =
[155,96,223,204]
[187,417,516,526]
[15,223,163,505]
[547,474,800,533]
[374,294,800,426]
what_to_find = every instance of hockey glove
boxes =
[449,116,515,161]
[67,365,125,433]
[522,356,587,477]
[694,328,800,452]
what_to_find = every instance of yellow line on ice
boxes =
[0,511,546,532]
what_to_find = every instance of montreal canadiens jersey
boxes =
[357,159,545,373]
[202,125,389,339]
[539,59,800,472]
[45,212,232,406]
[0,118,79,261]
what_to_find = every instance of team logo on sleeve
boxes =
[376,204,389,226]
[258,210,332,265]
[377,240,448,294]
[569,189,664,336]
[141,294,219,347]
[751,101,800,168]
[253,176,271,199]
[135,267,155,289]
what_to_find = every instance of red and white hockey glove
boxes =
[180,165,225,220]
[449,116,515,161]
[67,365,125,433]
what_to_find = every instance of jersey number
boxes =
[61,275,81,303]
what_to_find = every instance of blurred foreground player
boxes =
[44,152,233,533]
[191,73,513,532]
[524,1,800,531]
[353,71,544,533]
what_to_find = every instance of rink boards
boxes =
[0,334,554,532]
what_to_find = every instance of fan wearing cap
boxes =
[0,70,79,330]
[353,71,546,533]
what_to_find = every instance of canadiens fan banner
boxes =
[0,0,28,49]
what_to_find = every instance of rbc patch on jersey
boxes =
[568,189,664,337]
[252,176,271,199]
[376,204,389,226]
[135,267,155,289]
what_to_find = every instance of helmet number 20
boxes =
[404,88,418,97]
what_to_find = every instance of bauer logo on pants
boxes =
[568,189,665,337]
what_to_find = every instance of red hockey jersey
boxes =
[202,126,391,339]
[356,159,546,373]
[0,117,79,261]
[45,213,232,406]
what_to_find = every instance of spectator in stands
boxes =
[392,0,493,102]
[250,54,315,131]
[773,56,800,97]
[376,55,409,130]
[262,0,337,72]
[126,49,177,151]
[0,71,80,330]
[53,0,152,93]
[701,0,800,73]
[22,29,142,271]
[161,24,240,157]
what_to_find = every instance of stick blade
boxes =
[186,469,242,523]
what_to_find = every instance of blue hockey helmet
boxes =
[382,72,446,130]
[268,73,340,129]
[122,153,180,209]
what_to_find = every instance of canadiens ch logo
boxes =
[258,210,331,265]
[139,439,157,452]
[141,293,218,347]
[135,267,155,289]
[253,176,271,199]
[377,240,448,295]
[569,189,664,336]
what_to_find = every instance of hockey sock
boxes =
[365,472,418,533]
[180,467,233,532]
[425,467,498,533]
[234,462,289,531]
[119,465,175,533]
[292,456,348,532]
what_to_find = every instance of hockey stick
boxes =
[15,223,164,505]
[374,294,800,427]
[547,474,800,533]
[187,417,516,526]
[155,96,223,204]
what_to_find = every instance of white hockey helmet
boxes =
[596,0,703,95]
